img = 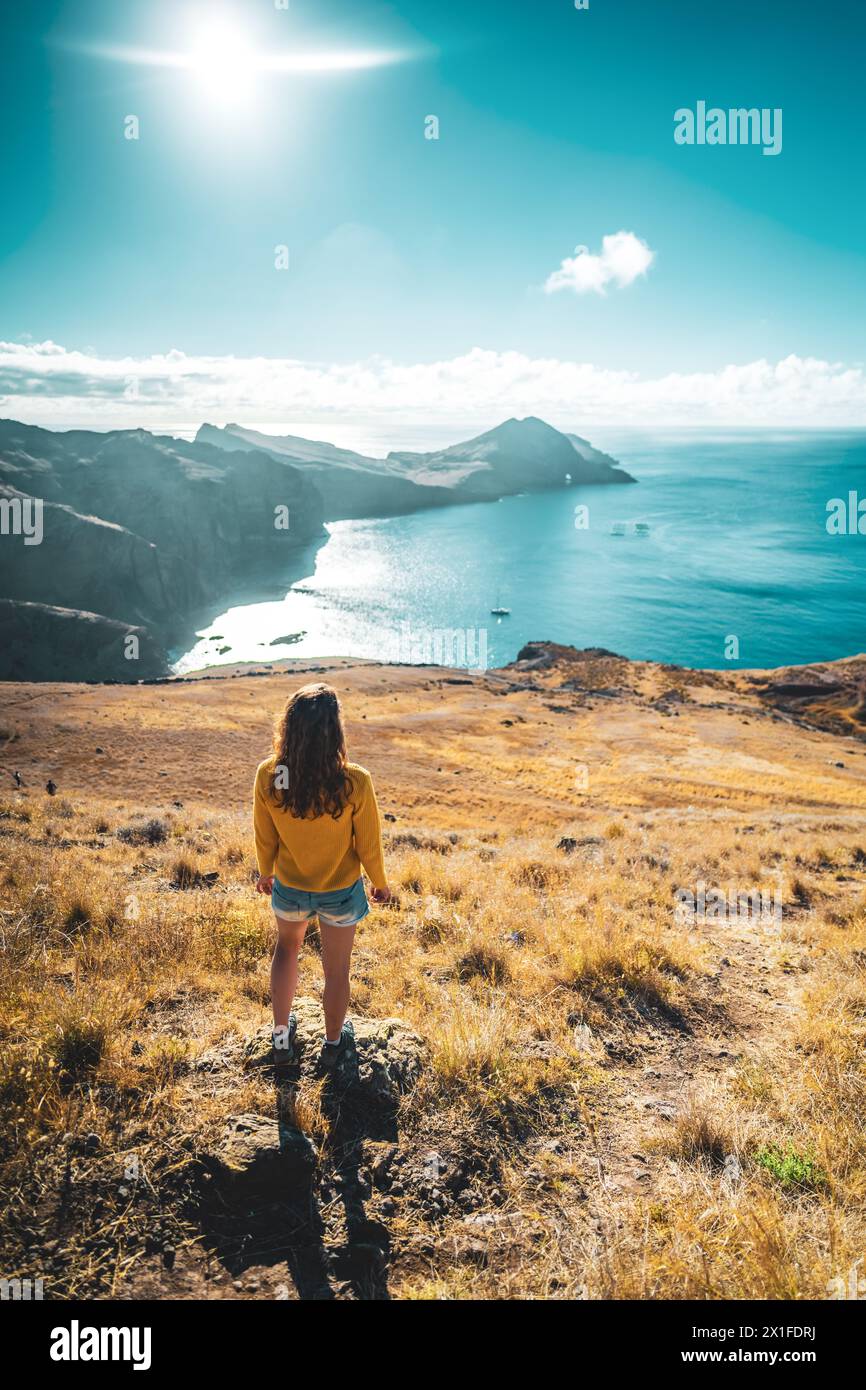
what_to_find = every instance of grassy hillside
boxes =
[1,648,865,1300]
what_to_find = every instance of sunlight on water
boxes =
[174,433,866,675]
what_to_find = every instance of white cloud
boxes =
[1,341,865,437]
[544,230,655,295]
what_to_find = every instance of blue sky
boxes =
[2,0,866,435]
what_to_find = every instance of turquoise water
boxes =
[175,431,866,673]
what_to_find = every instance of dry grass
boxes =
[2,656,866,1299]
[2,787,865,1301]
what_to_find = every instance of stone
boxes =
[208,1113,316,1190]
[242,997,425,1106]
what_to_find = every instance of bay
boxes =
[174,430,866,674]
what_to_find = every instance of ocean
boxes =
[173,430,866,674]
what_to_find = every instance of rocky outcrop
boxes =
[209,1113,317,1188]
[202,1002,425,1200]
[242,997,425,1108]
[748,657,866,737]
[513,641,623,669]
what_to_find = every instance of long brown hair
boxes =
[270,683,352,819]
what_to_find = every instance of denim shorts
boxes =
[271,876,369,928]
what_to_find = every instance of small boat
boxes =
[491,606,510,617]
[634,521,651,536]
[610,521,627,536]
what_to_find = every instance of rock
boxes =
[643,1098,676,1119]
[520,1039,560,1059]
[208,1113,316,1189]
[460,1211,523,1233]
[242,997,425,1106]
[194,1036,244,1073]
[454,1239,489,1265]
[538,1138,565,1155]
[360,1140,399,1184]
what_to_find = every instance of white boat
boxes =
[610,521,627,536]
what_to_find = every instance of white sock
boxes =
[325,1035,341,1046]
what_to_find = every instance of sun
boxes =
[187,22,257,106]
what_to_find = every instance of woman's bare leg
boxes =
[318,922,357,1041]
[271,914,307,1028]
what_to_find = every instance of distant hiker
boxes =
[45,779,57,796]
[13,771,22,788]
[253,683,390,1072]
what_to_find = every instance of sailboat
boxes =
[490,589,510,616]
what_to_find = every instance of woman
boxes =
[253,683,390,1071]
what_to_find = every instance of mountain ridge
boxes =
[197,415,635,517]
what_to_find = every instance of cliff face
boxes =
[0,422,325,681]
[0,486,189,631]
[0,600,168,681]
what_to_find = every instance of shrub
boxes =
[49,1016,107,1082]
[117,818,169,847]
[755,1144,828,1192]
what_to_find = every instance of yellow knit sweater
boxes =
[253,757,388,891]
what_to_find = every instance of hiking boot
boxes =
[271,1013,298,1066]
[317,1020,355,1075]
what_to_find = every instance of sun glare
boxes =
[68,26,412,108]
[188,23,256,105]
